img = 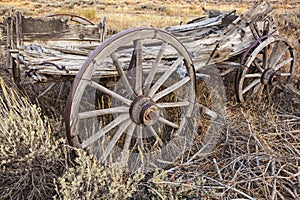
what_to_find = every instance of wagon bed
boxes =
[0,2,296,171]
[1,13,104,83]
[2,2,281,80]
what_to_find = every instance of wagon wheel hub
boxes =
[129,96,160,126]
[261,68,278,86]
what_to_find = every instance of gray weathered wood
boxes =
[3,2,276,85]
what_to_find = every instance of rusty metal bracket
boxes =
[39,62,69,73]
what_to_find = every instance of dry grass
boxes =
[0,78,67,199]
[0,78,145,200]
[274,7,300,75]
[0,0,263,31]
[0,1,298,44]
[147,93,300,199]
[0,0,299,199]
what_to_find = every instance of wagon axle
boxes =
[261,68,278,86]
[129,96,160,126]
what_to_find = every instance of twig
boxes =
[271,179,277,200]
[203,175,256,200]
[213,158,223,180]
[283,84,300,97]
[144,184,165,200]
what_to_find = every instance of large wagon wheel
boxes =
[65,27,199,171]
[237,36,295,102]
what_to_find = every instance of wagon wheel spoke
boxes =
[274,57,293,72]
[269,44,289,69]
[144,42,168,94]
[156,101,190,108]
[242,79,260,94]
[99,119,132,162]
[147,126,164,147]
[32,80,71,113]
[153,76,190,101]
[137,126,145,152]
[134,39,144,96]
[89,80,132,105]
[78,106,128,119]
[237,37,295,102]
[278,72,292,77]
[148,56,184,97]
[111,52,135,97]
[253,59,264,72]
[262,46,269,70]
[245,73,261,78]
[121,123,136,163]
[158,116,179,129]
[253,83,264,97]
[267,41,279,67]
[66,28,197,172]
[37,82,57,99]
[81,114,130,148]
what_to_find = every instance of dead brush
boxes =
[0,78,67,200]
[147,89,300,199]
[212,100,300,199]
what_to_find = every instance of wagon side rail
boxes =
[1,2,289,86]
[4,12,106,84]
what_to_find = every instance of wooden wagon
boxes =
[0,2,296,171]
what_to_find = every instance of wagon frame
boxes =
[0,2,296,171]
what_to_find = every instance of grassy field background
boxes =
[1,0,299,65]
[0,0,299,199]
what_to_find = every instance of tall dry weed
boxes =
[0,78,66,199]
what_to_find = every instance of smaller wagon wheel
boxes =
[237,36,295,102]
[66,27,198,171]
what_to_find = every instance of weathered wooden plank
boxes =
[166,16,223,33]
[221,2,274,38]
[6,2,275,84]
[21,21,100,42]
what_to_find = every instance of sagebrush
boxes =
[0,78,66,199]
[0,78,145,200]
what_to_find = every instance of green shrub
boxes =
[55,149,145,200]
